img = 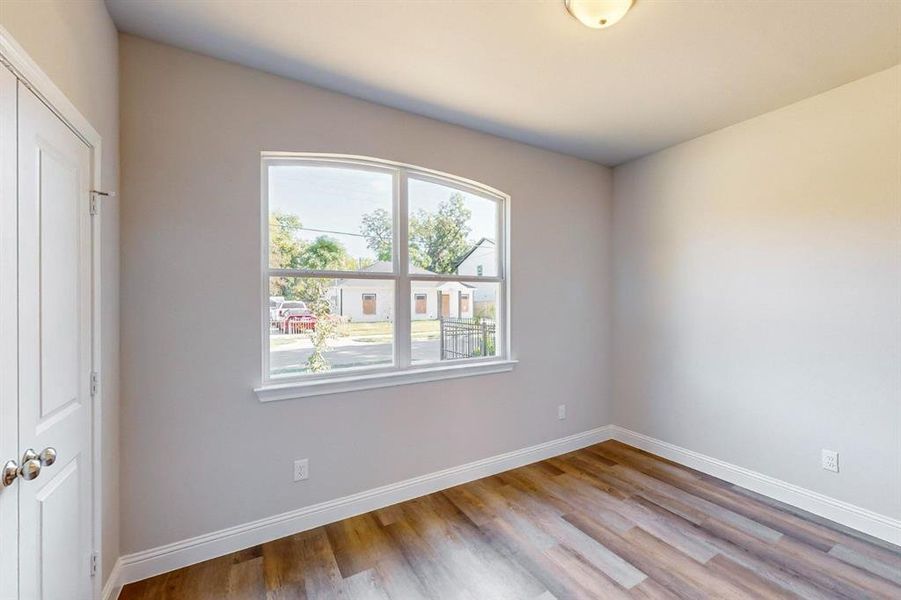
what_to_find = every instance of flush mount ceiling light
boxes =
[564,0,633,29]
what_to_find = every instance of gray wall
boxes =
[612,66,900,518]
[0,0,120,581]
[119,35,613,554]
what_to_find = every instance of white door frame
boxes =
[0,25,106,600]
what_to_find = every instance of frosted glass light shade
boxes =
[564,0,633,29]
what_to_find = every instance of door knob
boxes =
[18,458,40,481]
[18,450,41,481]
[0,448,58,486]
[38,447,57,467]
[1,460,17,487]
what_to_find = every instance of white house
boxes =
[454,238,497,314]
[454,237,496,278]
[334,262,475,322]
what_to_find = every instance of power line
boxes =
[300,226,366,238]
[289,225,366,238]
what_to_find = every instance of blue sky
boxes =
[269,165,497,261]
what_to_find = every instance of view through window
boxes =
[265,156,506,381]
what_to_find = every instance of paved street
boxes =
[270,339,440,374]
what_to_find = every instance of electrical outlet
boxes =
[821,449,839,473]
[558,404,566,420]
[294,458,309,482]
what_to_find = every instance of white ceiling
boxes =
[106,0,900,166]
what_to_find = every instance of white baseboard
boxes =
[101,558,123,600]
[110,425,613,594]
[608,425,901,547]
[105,423,900,598]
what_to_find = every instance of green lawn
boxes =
[339,319,439,339]
[271,319,441,344]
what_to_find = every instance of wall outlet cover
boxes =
[821,449,839,473]
[294,458,309,482]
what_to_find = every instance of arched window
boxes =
[258,154,513,400]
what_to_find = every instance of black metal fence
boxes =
[440,317,496,360]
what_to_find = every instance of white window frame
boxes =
[256,153,515,401]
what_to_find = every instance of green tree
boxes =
[410,193,472,273]
[360,208,392,262]
[296,236,352,373]
[360,193,472,274]
[268,218,353,373]
[300,236,347,270]
[303,281,340,373]
[269,212,305,268]
[293,236,353,309]
[269,212,306,299]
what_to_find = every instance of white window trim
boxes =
[256,359,519,401]
[256,153,513,401]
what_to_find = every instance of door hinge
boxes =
[90,552,98,577]
[90,371,99,397]
[89,190,114,216]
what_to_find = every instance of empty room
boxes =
[0,0,899,598]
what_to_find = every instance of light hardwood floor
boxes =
[120,441,901,599]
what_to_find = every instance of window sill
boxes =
[255,359,518,402]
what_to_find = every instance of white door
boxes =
[16,82,94,600]
[0,64,19,600]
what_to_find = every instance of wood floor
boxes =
[120,441,901,599]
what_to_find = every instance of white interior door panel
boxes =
[0,63,19,600]
[16,81,93,600]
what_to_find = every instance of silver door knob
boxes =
[19,449,40,480]
[0,448,57,487]
[18,459,40,481]
[1,461,17,487]
[38,447,57,467]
